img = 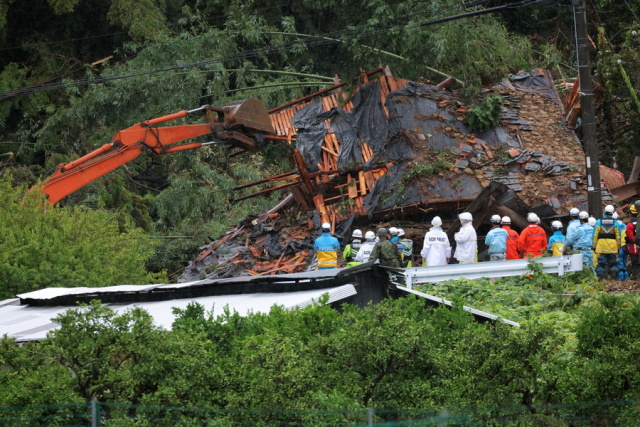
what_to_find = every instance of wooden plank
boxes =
[329,133,340,151]
[386,75,398,92]
[362,143,372,161]
[278,112,289,136]
[359,171,367,195]
[347,174,358,198]
[279,112,291,136]
[280,111,291,135]
[364,171,376,191]
[322,145,339,158]
[270,115,281,136]
[313,194,330,224]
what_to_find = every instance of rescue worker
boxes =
[369,228,403,268]
[547,220,566,256]
[565,211,594,272]
[566,207,581,245]
[501,216,520,260]
[593,204,622,280]
[398,229,414,267]
[454,212,477,263]
[634,200,640,246]
[628,203,639,279]
[518,213,547,258]
[355,231,377,264]
[389,227,400,244]
[343,229,363,268]
[420,216,451,267]
[485,214,508,261]
[313,222,340,270]
[613,212,629,280]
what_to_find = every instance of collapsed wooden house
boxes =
[181,67,609,281]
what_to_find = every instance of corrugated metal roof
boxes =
[0,284,357,343]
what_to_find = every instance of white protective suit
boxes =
[355,240,377,263]
[420,226,452,266]
[454,221,477,263]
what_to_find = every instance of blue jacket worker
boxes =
[565,211,594,272]
[485,214,508,261]
[313,222,340,270]
[547,221,566,256]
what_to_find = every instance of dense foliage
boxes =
[0,174,163,300]
[3,276,640,425]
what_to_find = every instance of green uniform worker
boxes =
[370,228,403,268]
[343,229,363,268]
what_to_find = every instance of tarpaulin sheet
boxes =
[291,100,327,172]
[351,80,389,152]
[318,108,363,167]
[385,82,466,151]
[506,70,557,99]
[368,131,417,164]
[363,164,420,213]
[427,173,483,199]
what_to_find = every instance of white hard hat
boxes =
[389,227,399,235]
[490,214,501,224]
[352,229,363,238]
[569,207,580,217]
[588,216,596,226]
[431,216,443,226]
[501,216,511,224]
[321,222,331,230]
[365,231,375,240]
[604,204,615,214]
[579,211,589,220]
[551,220,563,229]
[459,212,473,221]
[527,213,539,223]
[397,228,405,237]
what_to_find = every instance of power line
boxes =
[0,31,129,52]
[0,0,542,99]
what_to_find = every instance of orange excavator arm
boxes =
[35,99,275,205]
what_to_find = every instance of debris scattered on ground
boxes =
[181,68,616,281]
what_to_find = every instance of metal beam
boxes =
[401,254,584,289]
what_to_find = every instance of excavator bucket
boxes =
[221,98,275,135]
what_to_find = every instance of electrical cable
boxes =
[0,0,543,99]
[622,0,640,24]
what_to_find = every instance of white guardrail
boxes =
[402,254,584,289]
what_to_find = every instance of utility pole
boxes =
[573,0,602,215]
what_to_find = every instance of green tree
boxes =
[0,174,163,299]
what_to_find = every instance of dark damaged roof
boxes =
[183,68,605,280]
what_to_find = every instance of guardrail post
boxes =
[405,273,413,290]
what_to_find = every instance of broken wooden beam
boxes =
[232,181,299,202]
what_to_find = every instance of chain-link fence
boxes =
[1,400,640,426]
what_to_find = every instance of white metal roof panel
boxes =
[1,284,357,342]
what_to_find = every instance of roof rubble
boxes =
[180,68,612,282]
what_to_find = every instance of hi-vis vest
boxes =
[593,217,621,255]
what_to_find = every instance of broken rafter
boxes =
[233,170,299,191]
[232,181,299,202]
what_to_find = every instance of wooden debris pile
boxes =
[182,67,610,280]
[180,214,319,282]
